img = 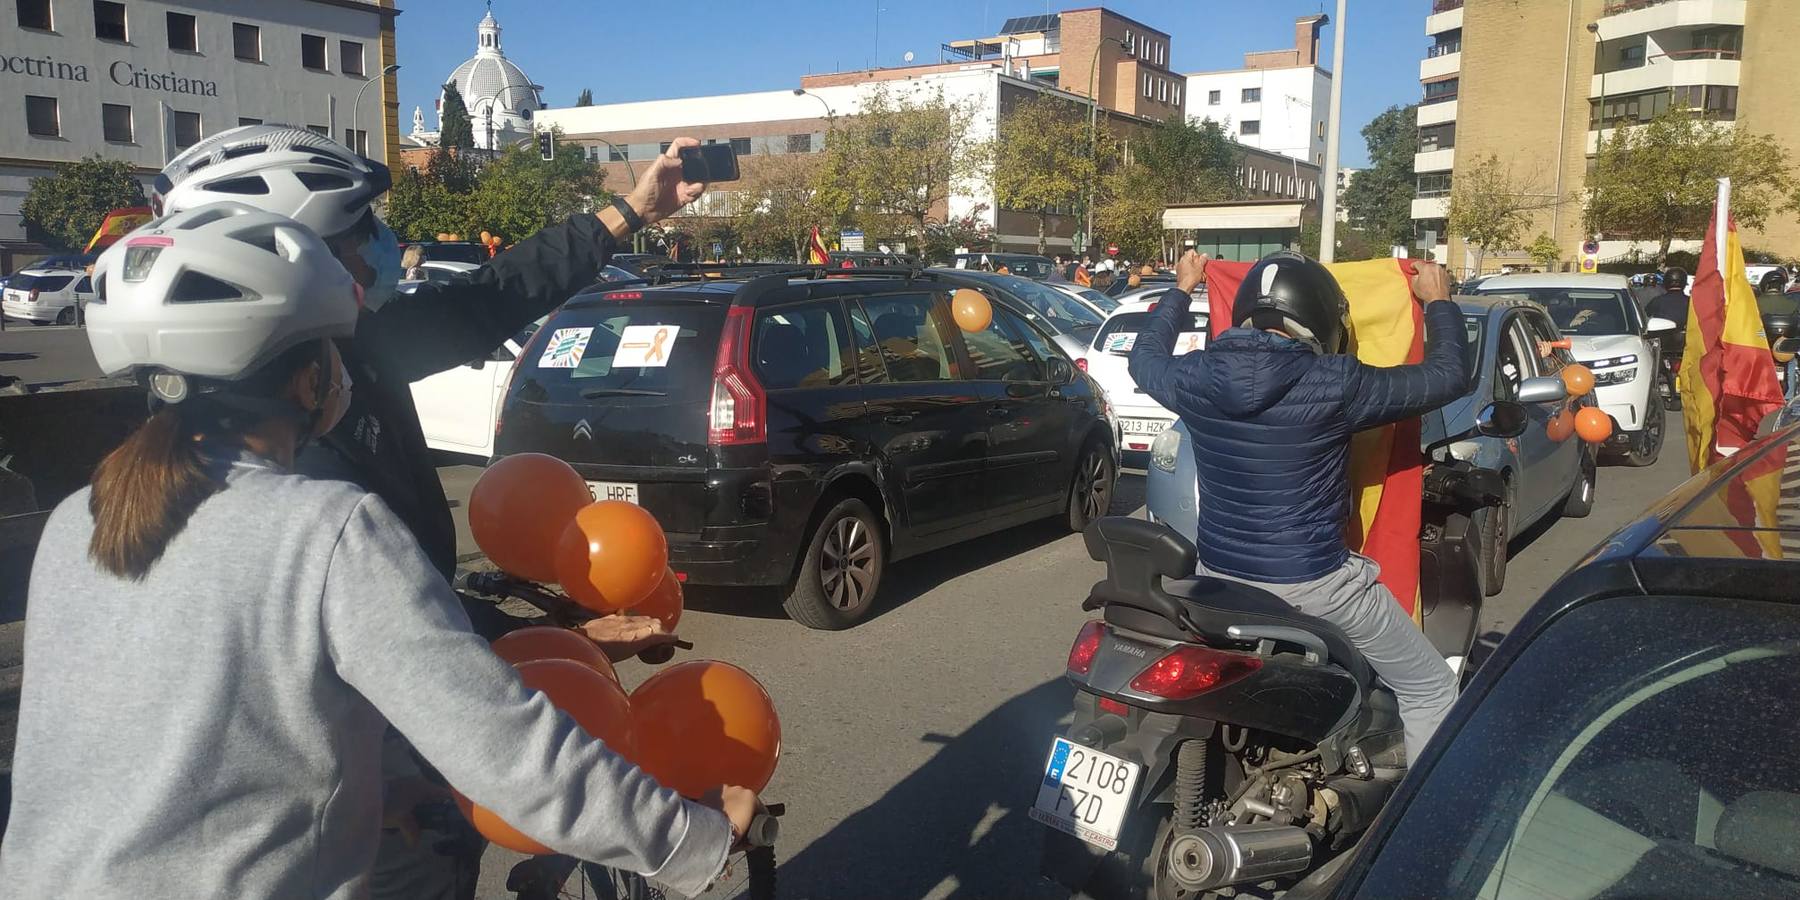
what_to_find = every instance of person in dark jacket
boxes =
[1129,250,1470,764]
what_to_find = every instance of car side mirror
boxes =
[1046,355,1075,385]
[1646,316,1678,334]
[1517,375,1568,404]
[1476,401,1530,439]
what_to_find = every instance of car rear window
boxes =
[512,300,724,403]
[1093,310,1208,354]
[10,273,72,292]
[418,244,488,265]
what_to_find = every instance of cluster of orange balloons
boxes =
[951,288,992,333]
[1543,363,1614,444]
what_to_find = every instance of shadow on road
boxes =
[0,353,37,363]
[778,678,1075,899]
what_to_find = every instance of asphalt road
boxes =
[444,442,1695,899]
[0,323,103,388]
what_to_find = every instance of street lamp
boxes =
[1082,36,1131,255]
[350,63,400,156]
[792,88,835,120]
[1318,0,1346,262]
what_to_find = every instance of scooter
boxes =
[1036,401,1528,899]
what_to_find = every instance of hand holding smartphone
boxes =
[678,144,741,183]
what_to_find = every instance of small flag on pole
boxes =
[83,207,154,254]
[807,226,831,265]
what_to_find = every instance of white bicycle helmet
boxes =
[87,202,357,388]
[152,124,390,239]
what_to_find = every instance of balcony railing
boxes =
[1431,0,1464,12]
[1427,41,1461,57]
[1602,0,1678,14]
[1422,92,1458,105]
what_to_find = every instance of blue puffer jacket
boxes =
[1129,288,1470,583]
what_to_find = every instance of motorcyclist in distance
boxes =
[1128,250,1470,764]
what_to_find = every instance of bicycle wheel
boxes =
[649,846,776,900]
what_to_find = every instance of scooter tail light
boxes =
[1067,620,1105,676]
[1129,645,1262,700]
[1097,697,1130,717]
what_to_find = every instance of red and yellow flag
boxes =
[83,206,154,254]
[1679,178,1785,472]
[806,226,831,265]
[1205,258,1428,616]
[1074,265,1091,287]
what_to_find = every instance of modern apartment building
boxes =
[1415,0,1800,274]
[1184,15,1333,166]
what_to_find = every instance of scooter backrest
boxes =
[1083,517,1199,624]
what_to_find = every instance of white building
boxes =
[1335,166,1361,223]
[1185,15,1332,166]
[1411,1,1460,264]
[0,0,399,266]
[410,3,542,152]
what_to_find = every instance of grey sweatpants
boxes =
[1197,553,1458,765]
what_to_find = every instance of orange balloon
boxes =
[951,288,992,332]
[1575,406,1613,443]
[455,659,636,854]
[480,230,492,243]
[630,661,781,797]
[469,453,592,584]
[629,567,684,633]
[1562,364,1595,397]
[491,625,618,685]
[436,232,451,241]
[554,501,669,613]
[1546,408,1575,442]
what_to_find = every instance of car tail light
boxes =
[708,306,766,446]
[605,291,643,300]
[1076,356,1088,373]
[1128,645,1262,699]
[28,290,40,304]
[1067,620,1105,675]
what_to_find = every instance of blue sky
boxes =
[395,0,1428,168]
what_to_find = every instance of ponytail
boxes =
[87,403,226,580]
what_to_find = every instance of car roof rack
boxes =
[637,261,938,286]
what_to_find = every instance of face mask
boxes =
[356,217,405,313]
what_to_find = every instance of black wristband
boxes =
[610,196,645,234]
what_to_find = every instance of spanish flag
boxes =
[83,206,154,254]
[806,226,831,265]
[1678,178,1786,558]
[1205,257,1428,616]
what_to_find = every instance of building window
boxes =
[1423,78,1458,103]
[729,137,752,156]
[93,1,127,42]
[302,34,328,71]
[17,0,52,30]
[344,128,369,155]
[608,144,627,162]
[1173,85,1181,106]
[1144,74,1153,98]
[787,133,813,153]
[1618,43,1645,68]
[658,140,673,155]
[1419,122,1457,152]
[172,111,202,148]
[233,23,261,62]
[239,117,263,127]
[1241,119,1261,136]
[1417,173,1453,197]
[1318,121,1326,140]
[340,41,365,76]
[1242,87,1261,103]
[1123,30,1133,54]
[102,103,133,143]
[166,11,197,52]
[1159,79,1169,102]
[25,96,60,137]
[1208,89,1221,106]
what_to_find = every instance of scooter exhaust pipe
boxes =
[1164,823,1313,892]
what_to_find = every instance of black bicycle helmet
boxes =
[1232,251,1350,354]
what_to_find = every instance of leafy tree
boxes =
[439,82,475,151]
[921,206,996,263]
[815,84,985,242]
[575,88,594,107]
[384,163,469,240]
[1448,153,1559,275]
[1094,117,1241,260]
[20,155,146,251]
[1342,104,1419,248]
[1528,232,1562,270]
[1587,108,1799,259]
[992,94,1104,254]
[467,131,610,242]
[736,151,839,261]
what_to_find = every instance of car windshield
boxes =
[1073,288,1119,314]
[1478,287,1635,336]
[993,276,1104,338]
[9,273,72,292]
[419,243,488,265]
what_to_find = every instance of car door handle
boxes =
[884,414,914,425]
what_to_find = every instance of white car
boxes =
[1,266,94,325]
[1472,273,1677,466]
[409,320,541,460]
[1746,264,1790,295]
[1082,297,1209,461]
[1049,282,1120,319]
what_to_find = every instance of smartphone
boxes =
[678,144,741,183]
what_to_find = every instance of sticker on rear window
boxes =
[538,327,594,368]
[1175,332,1206,355]
[1104,333,1137,352]
[612,324,678,368]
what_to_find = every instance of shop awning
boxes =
[1162,202,1307,231]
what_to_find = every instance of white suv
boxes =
[2,266,95,326]
[1473,273,1677,466]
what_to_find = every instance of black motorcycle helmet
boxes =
[1232,250,1350,354]
[1663,266,1689,292]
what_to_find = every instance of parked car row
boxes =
[1,265,94,326]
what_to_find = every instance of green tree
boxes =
[1528,232,1563,270]
[992,94,1104,254]
[384,163,468,241]
[1094,117,1241,260]
[1587,107,1799,259]
[1448,153,1559,274]
[1342,104,1419,248]
[19,155,147,251]
[737,151,838,261]
[467,131,610,242]
[815,84,984,243]
[921,206,996,263]
[575,88,594,107]
[439,82,475,151]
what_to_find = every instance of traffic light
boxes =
[537,131,554,161]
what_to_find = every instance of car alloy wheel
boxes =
[820,515,876,611]
[1080,452,1111,522]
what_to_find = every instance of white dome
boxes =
[439,4,542,150]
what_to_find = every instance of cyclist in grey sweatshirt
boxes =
[0,204,746,899]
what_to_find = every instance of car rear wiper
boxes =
[579,387,668,398]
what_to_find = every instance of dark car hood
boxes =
[1204,328,1318,417]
